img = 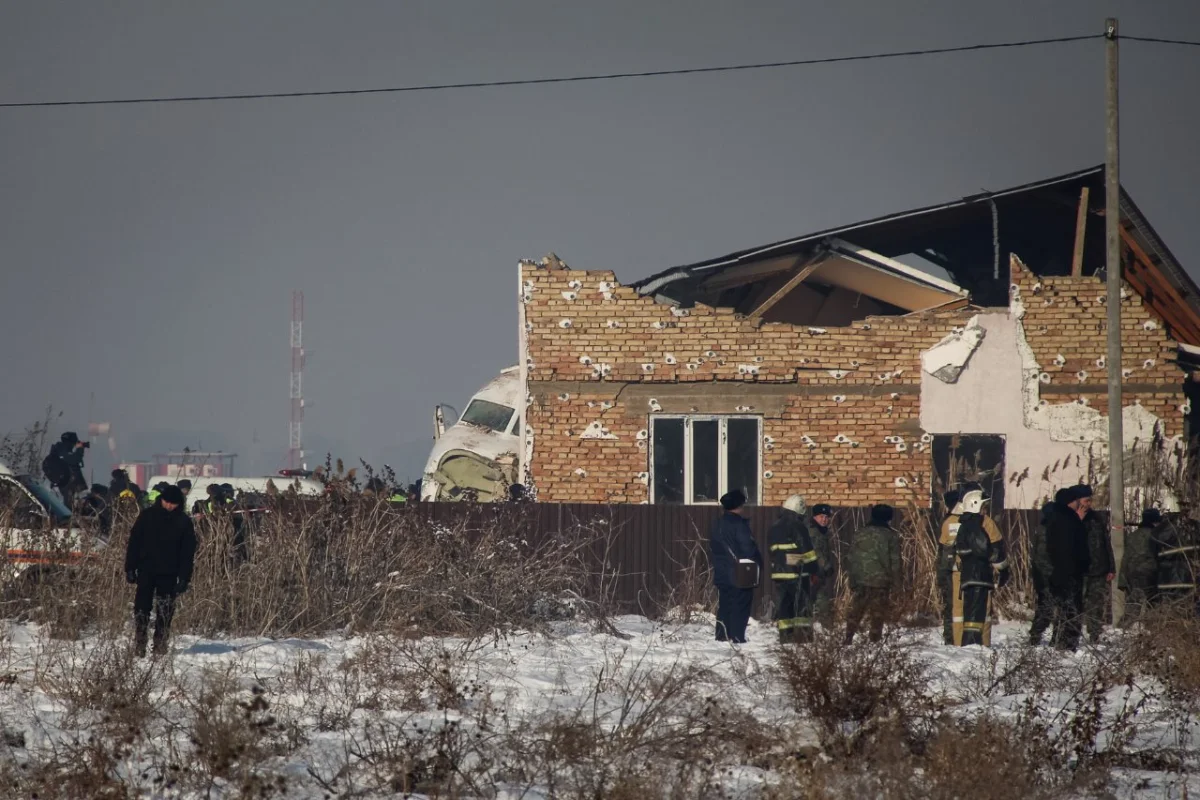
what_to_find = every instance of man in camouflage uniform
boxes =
[1118,508,1162,626]
[808,503,835,626]
[768,495,820,644]
[1073,485,1115,644]
[844,504,901,644]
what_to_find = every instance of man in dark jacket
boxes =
[1119,508,1162,625]
[125,485,197,656]
[1028,500,1057,644]
[1046,487,1089,651]
[77,484,113,539]
[1073,485,1115,643]
[709,490,762,644]
[808,503,836,626]
[43,432,88,508]
[768,495,819,644]
[844,504,901,644]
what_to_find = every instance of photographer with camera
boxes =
[41,432,89,509]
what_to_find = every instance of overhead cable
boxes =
[0,33,1101,109]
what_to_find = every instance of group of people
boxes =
[709,489,925,646]
[1029,485,1198,650]
[708,481,1200,649]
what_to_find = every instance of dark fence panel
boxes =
[396,502,1042,613]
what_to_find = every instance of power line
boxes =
[0,33,1100,109]
[1124,35,1200,47]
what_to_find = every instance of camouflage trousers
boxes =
[1082,575,1110,642]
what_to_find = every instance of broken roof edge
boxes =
[630,164,1105,292]
[828,239,967,297]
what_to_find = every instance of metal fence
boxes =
[400,502,1042,613]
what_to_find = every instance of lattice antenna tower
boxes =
[289,291,306,470]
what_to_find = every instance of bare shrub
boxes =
[777,630,936,756]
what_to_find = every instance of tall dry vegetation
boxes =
[4,496,619,640]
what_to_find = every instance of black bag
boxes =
[734,558,760,589]
[41,454,68,486]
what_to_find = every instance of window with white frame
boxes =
[649,415,762,505]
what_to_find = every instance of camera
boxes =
[80,441,90,449]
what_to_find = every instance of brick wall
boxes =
[1013,259,1184,438]
[521,256,1189,507]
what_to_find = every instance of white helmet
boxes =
[783,494,807,515]
[962,490,988,514]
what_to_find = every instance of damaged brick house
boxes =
[517,166,1200,509]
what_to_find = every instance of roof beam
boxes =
[747,254,827,321]
[1071,186,1090,277]
[700,254,802,291]
[1120,226,1200,344]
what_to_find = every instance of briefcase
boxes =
[734,558,760,589]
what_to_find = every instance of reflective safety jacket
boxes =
[939,515,1005,574]
[768,509,819,581]
[144,490,160,506]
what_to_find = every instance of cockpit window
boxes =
[460,400,515,434]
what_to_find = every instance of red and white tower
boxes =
[288,291,306,470]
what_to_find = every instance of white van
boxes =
[421,366,522,502]
[0,461,96,583]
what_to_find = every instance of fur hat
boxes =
[811,503,833,517]
[870,504,894,525]
[720,490,747,511]
[160,485,185,506]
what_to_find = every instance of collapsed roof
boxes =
[633,166,1200,342]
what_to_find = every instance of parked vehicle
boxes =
[421,367,522,502]
[0,460,96,583]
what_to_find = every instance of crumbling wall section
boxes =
[521,258,971,505]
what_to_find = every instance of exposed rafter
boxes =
[747,254,828,321]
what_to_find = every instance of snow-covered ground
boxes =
[0,615,1195,798]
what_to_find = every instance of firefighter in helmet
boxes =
[768,495,820,644]
[952,489,1010,646]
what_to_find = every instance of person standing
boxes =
[1046,487,1089,651]
[124,485,197,657]
[808,503,835,627]
[768,495,819,644]
[709,490,762,644]
[952,490,1011,646]
[42,432,88,509]
[1072,485,1115,643]
[937,489,963,645]
[1028,500,1058,645]
[78,484,113,539]
[1118,508,1163,626]
[844,504,901,644]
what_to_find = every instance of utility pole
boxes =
[1105,17,1126,625]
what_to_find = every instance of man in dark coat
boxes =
[808,503,836,626]
[43,432,88,509]
[1045,487,1089,651]
[125,485,197,656]
[77,484,113,539]
[709,490,762,644]
[844,504,901,644]
[1119,508,1162,625]
[1028,500,1057,644]
[1073,485,1115,643]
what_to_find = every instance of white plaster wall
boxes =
[920,313,1089,508]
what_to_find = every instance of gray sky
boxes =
[2,1,1198,480]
